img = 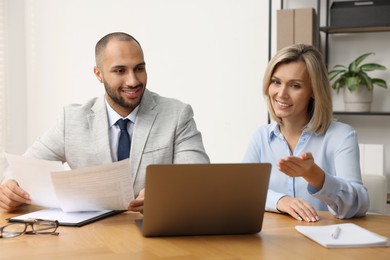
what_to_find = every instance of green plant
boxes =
[328,52,388,93]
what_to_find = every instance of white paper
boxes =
[295,223,390,248]
[51,159,134,212]
[5,154,134,212]
[5,154,63,208]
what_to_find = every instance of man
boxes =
[0,32,210,212]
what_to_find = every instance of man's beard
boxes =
[104,82,143,111]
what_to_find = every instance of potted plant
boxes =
[328,52,388,112]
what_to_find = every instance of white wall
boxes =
[0,0,27,173]
[21,0,269,163]
[2,0,27,154]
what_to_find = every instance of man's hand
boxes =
[277,196,319,222]
[0,180,31,212]
[128,188,145,214]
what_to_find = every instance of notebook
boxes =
[137,163,272,237]
[295,223,390,248]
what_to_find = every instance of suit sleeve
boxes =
[173,104,210,164]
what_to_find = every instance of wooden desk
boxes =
[1,206,390,259]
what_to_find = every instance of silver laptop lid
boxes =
[140,163,271,237]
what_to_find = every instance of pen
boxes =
[331,226,341,239]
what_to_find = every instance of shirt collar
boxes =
[105,98,139,127]
[269,122,280,140]
[269,122,314,141]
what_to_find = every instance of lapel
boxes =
[130,89,158,182]
[87,97,113,164]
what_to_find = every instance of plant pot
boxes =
[343,86,373,112]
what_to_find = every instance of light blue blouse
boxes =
[243,121,369,218]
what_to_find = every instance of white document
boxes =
[51,159,134,212]
[295,223,390,248]
[5,154,63,208]
[6,154,134,212]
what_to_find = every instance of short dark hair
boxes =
[95,32,142,68]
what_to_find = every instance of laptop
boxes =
[137,163,271,237]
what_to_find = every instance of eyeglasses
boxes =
[0,219,59,238]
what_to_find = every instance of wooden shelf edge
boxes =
[333,111,390,116]
[320,25,390,34]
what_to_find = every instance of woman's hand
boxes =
[278,152,325,190]
[277,195,319,222]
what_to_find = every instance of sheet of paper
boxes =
[5,154,64,208]
[51,159,134,212]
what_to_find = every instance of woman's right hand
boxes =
[277,196,319,222]
[0,179,31,212]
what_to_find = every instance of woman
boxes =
[243,44,369,222]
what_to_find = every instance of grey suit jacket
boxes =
[22,89,210,196]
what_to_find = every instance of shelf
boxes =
[333,111,390,116]
[320,25,390,34]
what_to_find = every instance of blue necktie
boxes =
[117,119,131,161]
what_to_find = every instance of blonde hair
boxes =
[263,44,332,134]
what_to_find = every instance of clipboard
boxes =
[8,208,126,227]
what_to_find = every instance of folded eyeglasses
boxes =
[0,219,59,238]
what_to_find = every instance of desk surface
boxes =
[1,206,390,259]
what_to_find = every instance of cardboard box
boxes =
[331,0,390,28]
[295,8,315,47]
[277,9,294,51]
[277,8,316,51]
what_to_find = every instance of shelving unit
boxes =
[319,2,390,192]
[319,0,390,116]
[319,0,390,65]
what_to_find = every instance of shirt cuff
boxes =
[266,190,287,213]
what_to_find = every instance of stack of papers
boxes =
[295,223,390,248]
